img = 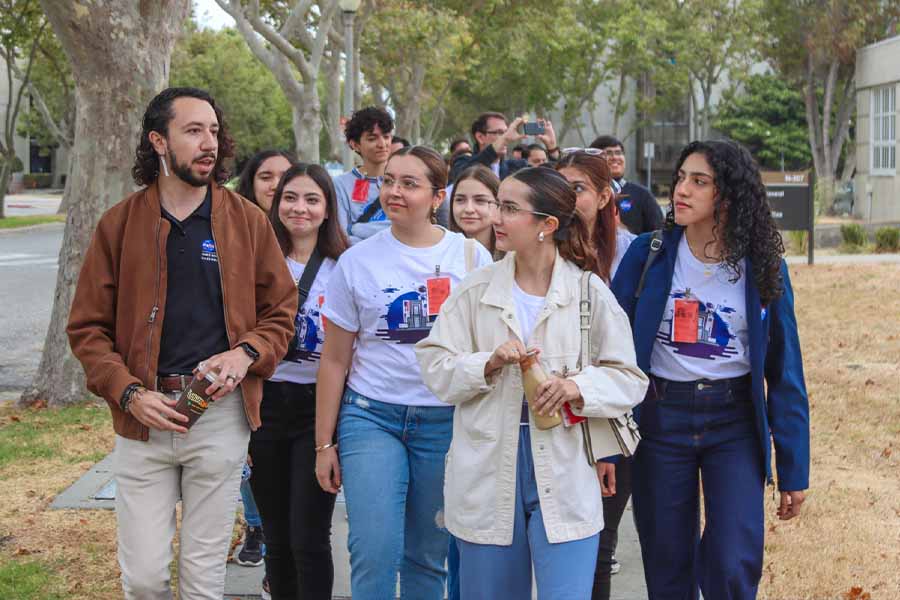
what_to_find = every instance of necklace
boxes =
[685,233,720,278]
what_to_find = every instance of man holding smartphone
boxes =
[449,112,560,183]
[67,87,296,600]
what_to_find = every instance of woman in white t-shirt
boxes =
[314,146,492,600]
[415,167,647,599]
[611,140,809,600]
[248,163,350,599]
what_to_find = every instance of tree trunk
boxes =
[292,85,322,163]
[322,49,343,161]
[20,0,190,408]
[0,161,12,219]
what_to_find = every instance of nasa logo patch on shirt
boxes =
[619,199,633,212]
[201,239,218,262]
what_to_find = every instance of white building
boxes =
[855,35,899,222]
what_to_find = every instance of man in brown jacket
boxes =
[67,87,296,600]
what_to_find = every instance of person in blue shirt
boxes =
[611,139,810,600]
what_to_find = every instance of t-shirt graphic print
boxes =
[650,235,750,382]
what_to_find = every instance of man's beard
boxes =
[168,147,215,187]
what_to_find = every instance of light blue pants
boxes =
[338,388,453,600]
[456,427,599,600]
[239,464,262,529]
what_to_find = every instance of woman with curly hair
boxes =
[610,140,810,600]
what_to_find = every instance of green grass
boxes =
[0,215,65,229]
[0,559,65,599]
[0,403,110,468]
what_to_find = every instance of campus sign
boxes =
[762,171,814,265]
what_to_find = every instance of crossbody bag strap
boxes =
[354,195,382,225]
[577,270,595,465]
[297,248,324,308]
[634,229,664,299]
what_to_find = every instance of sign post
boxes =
[644,142,655,190]
[761,170,814,265]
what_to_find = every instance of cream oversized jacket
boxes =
[415,253,648,545]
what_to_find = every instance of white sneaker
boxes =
[611,555,621,575]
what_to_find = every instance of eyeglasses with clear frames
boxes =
[497,202,553,219]
[382,175,438,192]
[453,196,498,209]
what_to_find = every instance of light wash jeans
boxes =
[456,426,600,600]
[239,465,262,528]
[338,387,453,600]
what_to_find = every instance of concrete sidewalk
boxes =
[52,455,647,599]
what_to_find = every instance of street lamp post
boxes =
[340,0,362,170]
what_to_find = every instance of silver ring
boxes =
[226,374,236,380]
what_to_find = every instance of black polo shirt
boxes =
[157,187,230,375]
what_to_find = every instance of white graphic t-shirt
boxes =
[270,256,336,385]
[650,235,751,382]
[323,227,492,406]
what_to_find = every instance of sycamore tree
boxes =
[0,0,46,218]
[170,24,294,165]
[215,0,339,162]
[713,73,811,170]
[763,0,900,210]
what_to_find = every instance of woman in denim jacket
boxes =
[611,140,810,600]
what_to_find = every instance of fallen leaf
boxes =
[79,424,92,431]
[14,548,32,556]
[31,399,47,409]
[881,447,892,458]
[9,415,20,422]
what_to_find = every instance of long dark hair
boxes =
[269,163,349,261]
[236,149,296,207]
[449,165,500,254]
[669,140,784,304]
[132,87,235,187]
[555,152,617,282]
[508,167,600,275]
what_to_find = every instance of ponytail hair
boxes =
[508,167,600,275]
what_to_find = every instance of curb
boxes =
[0,221,65,235]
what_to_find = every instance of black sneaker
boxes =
[236,525,265,566]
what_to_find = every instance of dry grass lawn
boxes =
[0,263,898,599]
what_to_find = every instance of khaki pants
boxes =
[113,389,249,600]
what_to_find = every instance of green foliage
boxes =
[15,28,74,151]
[0,559,64,600]
[0,155,24,172]
[713,74,812,170]
[874,227,900,253]
[840,223,868,248]
[170,26,295,165]
[0,215,66,229]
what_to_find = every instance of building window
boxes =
[871,85,896,175]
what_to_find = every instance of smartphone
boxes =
[523,121,545,136]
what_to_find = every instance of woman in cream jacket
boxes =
[415,167,648,599]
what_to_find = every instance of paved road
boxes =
[0,223,62,396]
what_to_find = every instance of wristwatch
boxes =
[238,342,260,363]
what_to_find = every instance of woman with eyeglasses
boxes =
[416,167,648,599]
[611,140,809,599]
[315,146,493,600]
[448,165,502,257]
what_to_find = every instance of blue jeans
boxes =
[456,427,599,600]
[338,388,453,600]
[240,464,262,529]
[633,376,764,600]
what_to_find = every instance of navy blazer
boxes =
[611,226,810,491]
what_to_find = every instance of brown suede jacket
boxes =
[67,182,297,441]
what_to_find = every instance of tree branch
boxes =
[829,70,855,174]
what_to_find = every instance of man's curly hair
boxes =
[667,140,785,305]
[344,106,394,143]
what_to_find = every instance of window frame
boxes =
[871,84,897,176]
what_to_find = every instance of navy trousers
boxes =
[632,376,765,600]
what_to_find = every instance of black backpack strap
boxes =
[297,248,324,308]
[634,229,664,299]
[354,196,382,225]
